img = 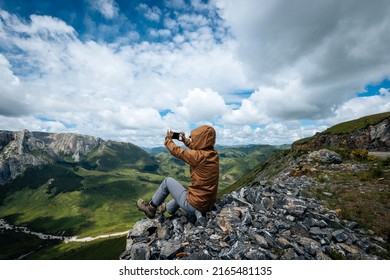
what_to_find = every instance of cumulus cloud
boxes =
[216,0,390,120]
[174,88,228,123]
[1,1,390,147]
[330,87,390,125]
[89,0,119,19]
[98,106,164,130]
[137,3,162,22]
[222,95,269,126]
[165,0,188,10]
[0,7,247,145]
[0,55,29,117]
[379,88,390,97]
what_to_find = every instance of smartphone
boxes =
[172,132,181,140]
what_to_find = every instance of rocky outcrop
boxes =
[0,130,103,184]
[120,149,387,260]
[292,116,390,151]
[34,132,103,162]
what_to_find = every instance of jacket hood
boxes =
[188,125,216,150]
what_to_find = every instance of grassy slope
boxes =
[294,111,390,145]
[156,144,279,191]
[0,165,161,259]
[218,149,291,197]
[0,166,162,236]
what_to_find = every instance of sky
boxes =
[0,0,389,147]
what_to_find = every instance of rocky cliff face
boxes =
[120,149,388,260]
[292,116,390,151]
[0,130,103,184]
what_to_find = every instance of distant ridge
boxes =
[0,130,157,184]
[292,112,390,151]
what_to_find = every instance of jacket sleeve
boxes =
[164,138,199,166]
[182,137,192,148]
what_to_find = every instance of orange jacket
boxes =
[164,125,219,212]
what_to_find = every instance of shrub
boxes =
[359,166,385,181]
[330,148,352,160]
[367,166,384,179]
[351,149,369,161]
[382,157,390,168]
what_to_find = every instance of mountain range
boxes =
[0,129,278,259]
[0,130,158,185]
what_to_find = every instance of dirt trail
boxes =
[368,152,390,159]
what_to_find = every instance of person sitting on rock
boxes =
[137,125,219,219]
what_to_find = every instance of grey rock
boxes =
[157,225,171,240]
[261,197,273,210]
[160,240,182,259]
[130,219,158,237]
[308,149,342,164]
[245,250,267,260]
[227,240,247,260]
[290,224,310,238]
[241,210,252,225]
[344,221,358,229]
[276,236,292,249]
[310,227,332,239]
[281,248,298,260]
[187,251,212,260]
[130,243,150,260]
[332,229,349,242]
[297,237,320,256]
[252,233,269,249]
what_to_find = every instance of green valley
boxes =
[0,134,279,259]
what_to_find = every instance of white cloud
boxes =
[216,0,390,120]
[177,13,209,30]
[89,0,119,19]
[98,106,164,130]
[149,28,171,38]
[137,3,162,22]
[165,0,188,10]
[216,121,326,146]
[222,96,269,126]
[163,16,178,31]
[1,2,390,147]
[379,88,390,97]
[0,54,29,117]
[174,88,228,123]
[330,89,390,125]
[0,10,74,37]
[190,0,214,11]
[0,7,248,146]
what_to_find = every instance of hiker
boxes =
[136,125,219,218]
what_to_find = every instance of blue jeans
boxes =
[151,177,198,215]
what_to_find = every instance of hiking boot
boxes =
[136,199,156,219]
[156,202,167,214]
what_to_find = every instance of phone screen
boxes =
[172,132,180,140]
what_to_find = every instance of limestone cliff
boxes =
[0,130,103,184]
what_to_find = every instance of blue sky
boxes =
[0,0,389,147]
